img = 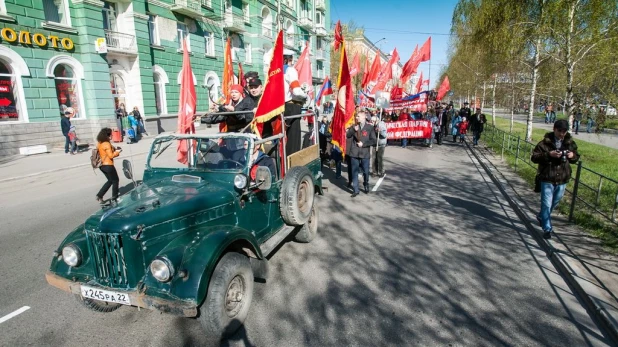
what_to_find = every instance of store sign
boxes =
[0,28,74,50]
[94,37,107,53]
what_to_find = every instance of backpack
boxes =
[90,147,102,169]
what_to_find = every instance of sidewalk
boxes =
[470,137,618,342]
[0,125,218,183]
[488,109,618,150]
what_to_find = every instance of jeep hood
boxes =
[85,179,236,233]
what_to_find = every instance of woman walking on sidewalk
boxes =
[95,128,122,204]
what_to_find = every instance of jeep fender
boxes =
[147,226,263,305]
[49,224,93,278]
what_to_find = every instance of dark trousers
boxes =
[574,120,580,134]
[284,103,302,156]
[373,146,385,174]
[351,157,370,193]
[97,165,120,200]
[64,135,71,153]
[346,155,352,183]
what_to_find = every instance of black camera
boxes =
[560,150,569,162]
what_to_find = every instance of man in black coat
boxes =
[346,109,377,197]
[60,108,72,154]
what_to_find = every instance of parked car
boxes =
[46,131,322,339]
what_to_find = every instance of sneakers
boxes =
[364,185,370,194]
[351,192,359,198]
[543,230,552,240]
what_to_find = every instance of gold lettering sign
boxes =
[0,28,74,50]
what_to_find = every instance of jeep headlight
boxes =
[150,257,174,282]
[62,244,82,267]
[234,174,248,190]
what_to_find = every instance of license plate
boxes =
[80,285,131,306]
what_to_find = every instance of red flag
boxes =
[251,30,285,137]
[220,38,234,132]
[419,37,431,62]
[390,85,403,100]
[436,76,451,101]
[415,71,424,93]
[349,53,360,77]
[176,38,197,164]
[400,45,421,84]
[372,48,400,92]
[365,52,382,89]
[238,62,245,88]
[333,20,343,52]
[294,41,312,99]
[330,44,355,155]
[361,55,370,88]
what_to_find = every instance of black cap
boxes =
[554,119,569,130]
[464,101,469,104]
[248,78,262,86]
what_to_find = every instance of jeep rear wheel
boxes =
[280,166,315,226]
[198,252,254,339]
[75,295,122,313]
[293,199,319,243]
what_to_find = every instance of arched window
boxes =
[204,71,220,108]
[261,7,272,38]
[285,19,294,46]
[153,72,167,115]
[109,72,126,111]
[54,64,83,118]
[0,46,29,123]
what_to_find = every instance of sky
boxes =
[329,0,458,88]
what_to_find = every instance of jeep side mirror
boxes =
[122,159,133,180]
[254,166,272,190]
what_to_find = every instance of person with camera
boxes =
[531,120,580,239]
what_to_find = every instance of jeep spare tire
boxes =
[280,166,315,226]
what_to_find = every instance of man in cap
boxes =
[459,101,471,120]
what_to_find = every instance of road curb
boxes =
[464,139,618,345]
[0,151,150,184]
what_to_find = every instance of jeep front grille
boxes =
[86,231,128,286]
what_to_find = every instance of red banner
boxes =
[386,120,432,139]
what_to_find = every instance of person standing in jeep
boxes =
[531,120,580,239]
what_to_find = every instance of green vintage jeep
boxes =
[46,131,322,338]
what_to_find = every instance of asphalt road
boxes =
[0,138,611,346]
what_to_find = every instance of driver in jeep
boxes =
[249,141,276,182]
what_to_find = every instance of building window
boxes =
[148,15,160,46]
[316,12,323,27]
[204,31,214,56]
[54,64,82,118]
[243,2,250,23]
[0,0,7,15]
[43,0,71,26]
[316,37,323,50]
[177,23,190,52]
[109,72,126,111]
[245,43,252,64]
[153,72,167,115]
[261,7,273,38]
[0,60,21,122]
[203,0,212,8]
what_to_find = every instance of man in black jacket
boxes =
[531,120,580,239]
[60,108,72,154]
[346,110,377,197]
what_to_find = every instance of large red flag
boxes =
[390,85,403,100]
[220,38,234,132]
[294,41,312,99]
[333,20,343,52]
[419,37,431,62]
[176,38,197,164]
[365,52,382,89]
[361,55,370,88]
[400,45,420,84]
[415,71,424,93]
[349,52,360,77]
[436,76,451,101]
[330,44,355,155]
[372,48,400,92]
[252,30,285,136]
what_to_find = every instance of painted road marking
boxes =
[372,174,386,192]
[0,306,30,324]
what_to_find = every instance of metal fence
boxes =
[482,124,618,226]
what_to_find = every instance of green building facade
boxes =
[0,0,330,157]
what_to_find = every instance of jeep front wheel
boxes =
[198,252,254,339]
[293,199,319,243]
[75,295,122,313]
[280,166,315,226]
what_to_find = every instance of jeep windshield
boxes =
[148,134,251,172]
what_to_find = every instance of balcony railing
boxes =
[171,0,203,18]
[105,30,137,54]
[315,26,327,36]
[315,49,326,60]
[316,0,326,11]
[262,25,273,39]
[224,13,246,32]
[298,16,313,30]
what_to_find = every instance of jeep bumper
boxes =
[45,271,198,317]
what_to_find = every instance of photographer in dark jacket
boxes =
[202,84,255,132]
[346,109,377,197]
[531,120,580,239]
